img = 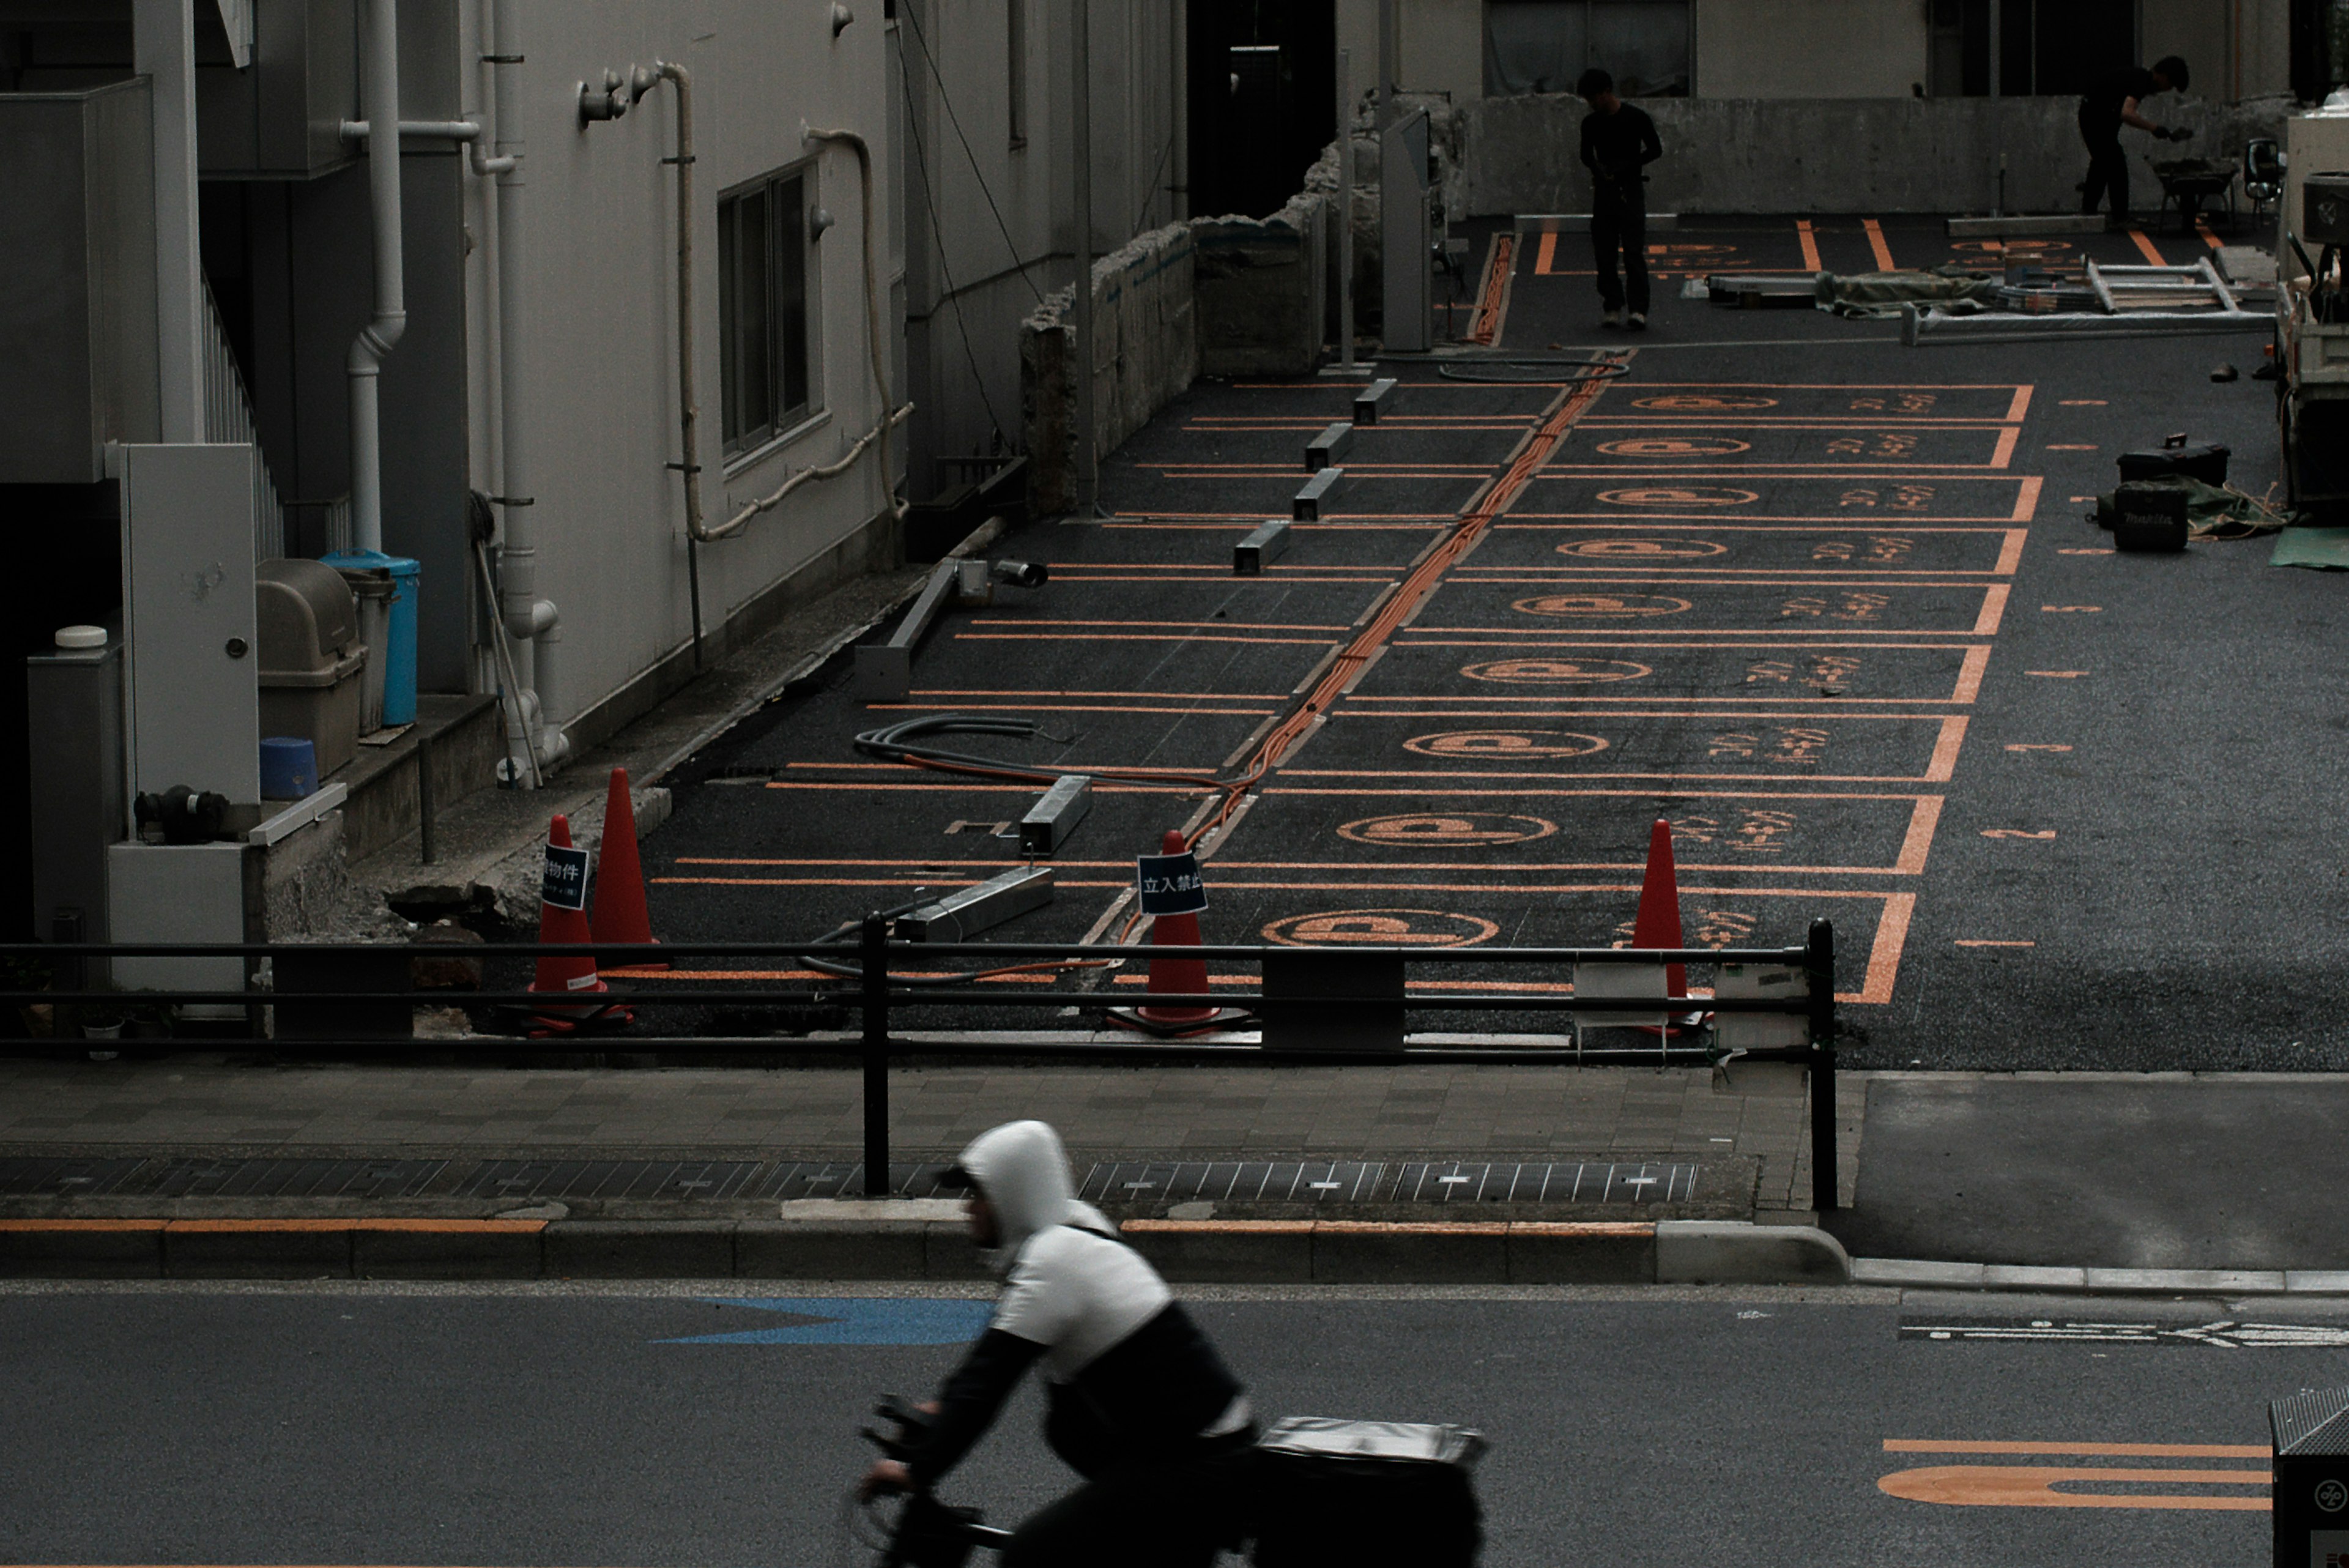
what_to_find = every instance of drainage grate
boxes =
[0,1156,445,1200]
[0,1156,1699,1205]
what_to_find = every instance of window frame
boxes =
[718,160,823,464]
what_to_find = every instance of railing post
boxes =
[861,912,890,1197]
[1805,918,1839,1214]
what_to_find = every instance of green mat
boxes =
[2271,527,2349,570]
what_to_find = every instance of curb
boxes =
[0,1216,1850,1285]
[1852,1257,2349,1295]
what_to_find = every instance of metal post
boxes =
[1805,918,1839,1213]
[1376,0,1395,128]
[1337,46,1355,370]
[861,912,891,1197]
[1070,0,1097,511]
[1987,0,2003,217]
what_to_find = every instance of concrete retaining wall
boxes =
[1461,92,2301,217]
[1193,189,1332,377]
[1020,223,1198,516]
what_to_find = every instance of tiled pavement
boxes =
[0,1060,1862,1211]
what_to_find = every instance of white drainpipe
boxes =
[490,0,566,776]
[347,0,406,556]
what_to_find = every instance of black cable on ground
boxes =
[1436,355,1633,383]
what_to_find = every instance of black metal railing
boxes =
[0,917,1842,1209]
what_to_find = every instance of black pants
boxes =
[1590,181,1649,314]
[1002,1448,1256,1568]
[2079,113,2130,217]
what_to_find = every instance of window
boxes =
[1008,0,1028,147]
[1483,0,1691,98]
[718,166,818,456]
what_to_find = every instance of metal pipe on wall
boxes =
[491,0,565,778]
[348,0,408,556]
[651,61,705,667]
[802,127,901,528]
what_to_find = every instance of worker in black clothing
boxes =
[1579,67,1663,330]
[2079,54,2192,227]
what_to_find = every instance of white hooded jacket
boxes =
[906,1121,1251,1485]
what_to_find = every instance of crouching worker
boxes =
[859,1120,1258,1567]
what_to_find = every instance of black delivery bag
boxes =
[1250,1418,1486,1568]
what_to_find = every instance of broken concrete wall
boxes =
[1193,188,1332,377]
[1463,92,2301,217]
[1020,223,1199,515]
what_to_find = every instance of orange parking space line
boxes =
[907,688,1291,699]
[755,782,1212,794]
[1864,218,1896,270]
[0,1219,169,1232]
[1992,529,2028,574]
[1971,583,2011,636]
[1537,229,1559,274]
[1924,716,1970,781]
[1989,426,2021,469]
[2128,228,2167,265]
[1894,796,1943,874]
[1952,645,1992,704]
[966,619,1353,632]
[1858,893,1915,1004]
[951,634,1341,647]
[859,704,1282,717]
[1797,219,1822,272]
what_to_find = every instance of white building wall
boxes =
[460,0,893,735]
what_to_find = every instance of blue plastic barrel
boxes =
[260,736,319,799]
[321,549,420,726]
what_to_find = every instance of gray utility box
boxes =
[257,559,367,777]
[2274,1387,2349,1568]
[0,78,160,483]
[196,0,359,178]
[25,631,128,946]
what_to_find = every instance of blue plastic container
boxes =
[260,736,319,800]
[321,549,420,726]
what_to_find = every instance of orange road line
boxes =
[1989,426,2020,469]
[1256,785,1930,800]
[1863,218,1896,270]
[1508,513,2033,525]
[1894,797,1943,873]
[1619,382,2027,389]
[1797,219,1822,272]
[1992,529,2028,574]
[1536,229,1559,274]
[965,619,1353,632]
[2025,670,2085,678]
[1105,515,1460,524]
[951,634,1340,646]
[1954,938,2034,947]
[1856,892,1915,1003]
[1972,584,2011,636]
[2003,385,2035,420]
[1924,716,1969,781]
[783,762,1226,773]
[2127,228,2167,265]
[858,704,1280,717]
[754,782,1214,794]
[1951,645,1992,704]
[1885,1440,2269,1459]
[906,688,1291,699]
[1281,770,1949,784]
[1877,1464,2268,1511]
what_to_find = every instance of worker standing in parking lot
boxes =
[2080,54,2192,228]
[1578,67,1663,331]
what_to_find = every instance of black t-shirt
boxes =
[2082,65,2159,128]
[1581,103,1663,187]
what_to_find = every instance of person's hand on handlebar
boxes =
[860,1460,912,1501]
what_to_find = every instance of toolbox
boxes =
[2113,480,2191,552]
[2117,437,2230,486]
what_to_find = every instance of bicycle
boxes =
[850,1394,1487,1568]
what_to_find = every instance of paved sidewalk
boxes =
[0,1058,1861,1214]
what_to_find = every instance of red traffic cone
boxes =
[590,767,667,972]
[1111,830,1252,1038]
[1631,817,1706,1030]
[527,814,631,1035]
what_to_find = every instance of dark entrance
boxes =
[1186,0,1337,220]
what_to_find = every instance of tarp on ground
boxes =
[2271,526,2349,569]
[1817,267,2001,318]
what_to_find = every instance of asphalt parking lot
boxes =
[638,215,2340,1072]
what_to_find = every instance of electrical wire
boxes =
[897,0,1046,304]
[892,42,1011,447]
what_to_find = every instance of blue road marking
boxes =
[659,1298,993,1345]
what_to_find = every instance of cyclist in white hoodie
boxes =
[859,1120,1257,1566]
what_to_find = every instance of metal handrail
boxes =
[0,918,1843,1211]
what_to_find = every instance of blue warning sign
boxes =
[541,843,591,911]
[1136,852,1208,916]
